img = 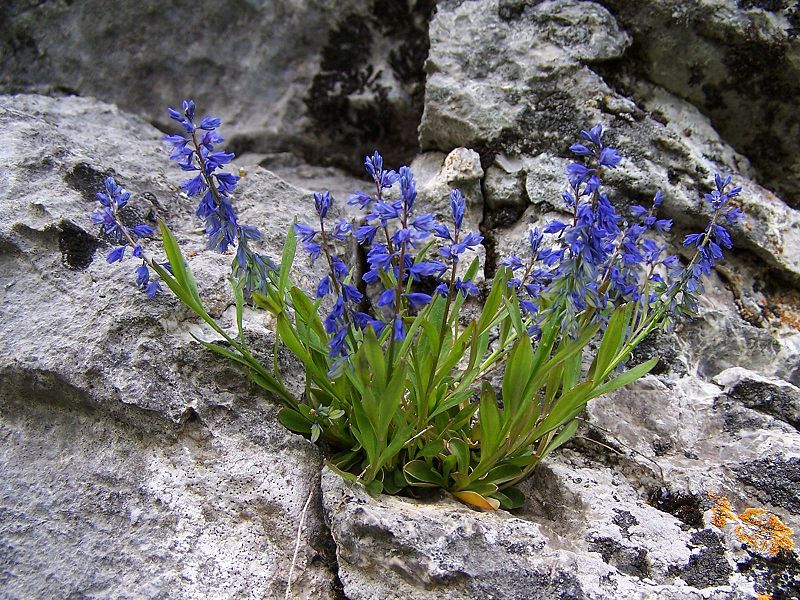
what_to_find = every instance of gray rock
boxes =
[735,456,800,515]
[0,0,433,169]
[321,460,759,600]
[420,0,800,285]
[601,0,800,208]
[0,94,336,599]
[715,367,800,430]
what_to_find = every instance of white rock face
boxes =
[0,94,337,599]
[0,0,432,169]
[3,0,800,597]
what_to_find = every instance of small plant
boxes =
[92,102,744,510]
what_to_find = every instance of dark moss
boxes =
[735,456,800,514]
[789,2,800,36]
[612,509,638,534]
[58,220,99,270]
[497,0,547,21]
[672,529,733,588]
[588,536,650,578]
[726,378,799,430]
[304,0,434,172]
[678,529,733,588]
[737,550,800,600]
[737,0,790,11]
[629,330,687,377]
[64,162,108,203]
[648,487,705,529]
[716,397,773,434]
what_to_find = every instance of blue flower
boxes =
[567,163,593,188]
[599,147,622,168]
[348,190,372,209]
[405,292,432,309]
[454,278,479,297]
[450,189,466,232]
[378,288,396,307]
[409,261,447,280]
[581,123,603,146]
[342,284,363,303]
[135,264,150,287]
[399,166,417,211]
[365,151,400,189]
[164,101,276,292]
[294,223,318,242]
[393,315,406,341]
[317,275,332,298]
[145,281,161,298]
[107,246,125,263]
[314,191,331,218]
[570,143,591,156]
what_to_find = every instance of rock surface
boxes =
[0,94,337,599]
[0,0,434,170]
[602,0,800,208]
[3,0,800,598]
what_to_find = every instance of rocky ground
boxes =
[1,1,800,599]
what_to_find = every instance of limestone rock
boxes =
[321,460,762,600]
[715,367,800,431]
[420,0,800,286]
[602,0,800,208]
[0,94,336,599]
[0,0,433,169]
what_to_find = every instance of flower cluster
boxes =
[677,174,744,312]
[294,151,483,359]
[89,109,747,508]
[91,176,161,297]
[500,123,740,336]
[164,100,274,293]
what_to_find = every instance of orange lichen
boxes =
[760,291,800,331]
[708,493,795,557]
[710,493,736,528]
[756,594,772,600]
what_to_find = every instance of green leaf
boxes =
[478,381,501,460]
[232,280,245,343]
[364,479,383,495]
[403,460,444,487]
[495,486,525,510]
[277,408,312,434]
[540,419,580,460]
[591,356,659,398]
[502,336,534,416]
[251,291,282,315]
[477,269,507,333]
[279,220,297,295]
[485,464,523,485]
[158,220,201,306]
[503,294,525,337]
[593,303,631,381]
[447,438,471,476]
[150,260,199,312]
[276,314,310,363]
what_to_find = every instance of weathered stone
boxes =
[0,0,434,169]
[420,0,800,286]
[321,458,760,599]
[735,456,800,515]
[601,0,800,208]
[715,367,800,430]
[0,94,336,599]
[411,147,487,282]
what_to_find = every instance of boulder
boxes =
[0,0,434,169]
[0,93,337,599]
